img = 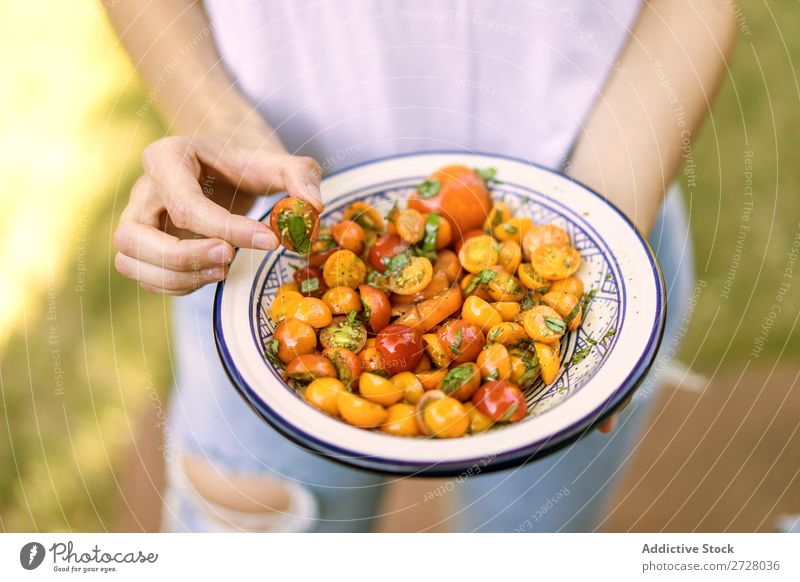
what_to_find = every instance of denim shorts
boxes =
[162,185,695,533]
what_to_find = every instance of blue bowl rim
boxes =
[212,150,667,476]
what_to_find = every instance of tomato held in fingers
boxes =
[337,392,388,428]
[440,363,481,401]
[368,234,410,273]
[472,380,527,423]
[531,243,581,280]
[436,319,485,365]
[270,198,320,254]
[358,284,391,333]
[304,377,346,415]
[322,347,362,386]
[416,390,469,438]
[408,165,491,237]
[285,354,338,382]
[331,219,366,255]
[273,318,317,364]
[375,324,424,374]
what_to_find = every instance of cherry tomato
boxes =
[534,341,561,385]
[294,265,328,298]
[408,165,491,237]
[337,392,388,428]
[498,240,522,274]
[549,276,585,297]
[458,235,499,274]
[285,354,337,382]
[531,243,581,280]
[486,322,528,346]
[394,286,463,333]
[270,289,303,323]
[436,319,485,365]
[434,215,453,250]
[343,201,385,232]
[522,305,566,344]
[542,290,583,331]
[487,271,526,302]
[381,403,420,437]
[433,249,462,283]
[476,343,512,381]
[395,208,426,244]
[322,285,361,314]
[319,315,367,352]
[304,377,345,415]
[472,380,527,423]
[323,249,367,288]
[440,363,482,401]
[331,219,366,255]
[454,229,487,254]
[322,347,362,386]
[390,256,433,295]
[464,402,494,433]
[358,284,391,333]
[308,228,337,267]
[270,198,320,254]
[273,318,317,364]
[491,301,521,322]
[375,324,424,374]
[392,372,425,404]
[285,297,333,329]
[461,295,503,334]
[494,217,533,245]
[359,346,384,374]
[517,263,551,293]
[359,372,404,406]
[522,224,569,259]
[416,390,469,438]
[422,333,453,368]
[416,369,447,391]
[483,202,512,235]
[508,346,542,389]
[368,234,410,273]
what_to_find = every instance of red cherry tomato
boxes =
[358,284,391,333]
[436,319,485,365]
[293,265,328,298]
[472,380,527,423]
[270,198,320,253]
[368,234,410,273]
[375,324,424,374]
[408,165,491,239]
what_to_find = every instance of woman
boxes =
[107,0,735,532]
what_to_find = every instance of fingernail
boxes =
[305,183,325,212]
[253,229,278,250]
[202,266,226,281]
[208,244,233,264]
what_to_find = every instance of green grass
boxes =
[1,0,799,531]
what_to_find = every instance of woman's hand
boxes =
[113,134,323,295]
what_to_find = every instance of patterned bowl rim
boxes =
[213,151,666,476]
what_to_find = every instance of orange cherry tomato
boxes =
[304,377,346,415]
[343,201,385,233]
[498,240,522,274]
[322,347,362,386]
[415,353,432,372]
[331,219,366,255]
[391,270,449,306]
[491,301,521,322]
[454,229,487,254]
[433,249,462,283]
[285,354,337,382]
[319,315,367,352]
[270,289,303,323]
[408,165,491,238]
[458,235,499,274]
[359,347,384,374]
[522,305,566,344]
[390,256,433,295]
[359,372,404,406]
[358,284,391,332]
[472,380,527,423]
[368,234,410,273]
[416,369,447,391]
[508,346,541,389]
[285,297,333,329]
[394,281,463,335]
[486,322,528,346]
[422,333,452,369]
[494,217,533,244]
[477,343,512,382]
[381,403,421,437]
[392,371,425,405]
[437,319,485,365]
[531,243,581,280]
[323,249,367,288]
[487,271,526,302]
[542,290,583,331]
[550,276,585,297]
[440,363,481,402]
[416,390,469,438]
[517,263,552,293]
[434,215,453,250]
[522,224,569,260]
[396,208,426,244]
[270,198,320,254]
[273,318,317,364]
[483,202,513,235]
[375,324,424,374]
[278,283,299,294]
[322,285,362,314]
[464,402,494,433]
[462,295,503,334]
[534,341,561,385]
[337,392,388,428]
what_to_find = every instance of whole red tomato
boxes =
[369,234,410,272]
[375,324,423,374]
[408,165,491,239]
[472,380,527,423]
[436,319,485,365]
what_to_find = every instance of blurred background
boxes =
[0,0,798,532]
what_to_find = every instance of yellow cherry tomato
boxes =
[304,377,346,415]
[531,243,581,280]
[542,290,583,331]
[464,402,494,433]
[487,271,526,302]
[522,224,570,259]
[417,392,469,438]
[522,305,565,344]
[458,235,499,274]
[498,240,522,274]
[392,371,425,404]
[270,289,303,323]
[491,301,520,322]
[278,283,299,294]
[381,403,421,437]
[508,346,541,388]
[483,202,512,234]
[534,341,561,385]
[323,249,367,288]
[359,347,384,374]
[286,297,333,329]
[322,285,362,314]
[486,322,528,346]
[396,208,426,244]
[461,295,503,334]
[391,256,434,295]
[494,217,533,244]
[358,372,404,406]
[343,201,385,232]
[477,343,511,381]
[550,276,585,297]
[434,215,454,250]
[517,263,552,293]
[422,333,452,369]
[337,392,388,428]
[416,369,447,391]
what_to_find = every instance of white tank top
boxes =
[203,0,642,171]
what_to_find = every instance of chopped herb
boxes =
[385,252,410,275]
[544,316,566,334]
[346,310,359,325]
[564,300,581,323]
[581,289,597,312]
[571,345,592,365]
[264,338,285,369]
[287,214,310,253]
[464,269,497,294]
[361,298,372,320]
[501,223,518,234]
[601,329,616,344]
[450,328,463,355]
[487,327,503,342]
[385,201,399,222]
[441,365,475,395]
[300,277,320,294]
[417,179,441,199]
[474,167,501,184]
[372,369,390,379]
[605,273,613,281]
[520,294,535,311]
[500,402,518,422]
[421,213,440,254]
[491,208,504,227]
[485,369,500,381]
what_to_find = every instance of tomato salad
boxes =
[265,165,587,439]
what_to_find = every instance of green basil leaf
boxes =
[450,328,463,355]
[287,215,310,253]
[442,365,475,395]
[421,212,440,253]
[417,179,441,199]
[300,277,320,294]
[544,316,566,334]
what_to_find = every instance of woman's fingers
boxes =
[114,221,234,271]
[597,415,618,434]
[114,251,228,294]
